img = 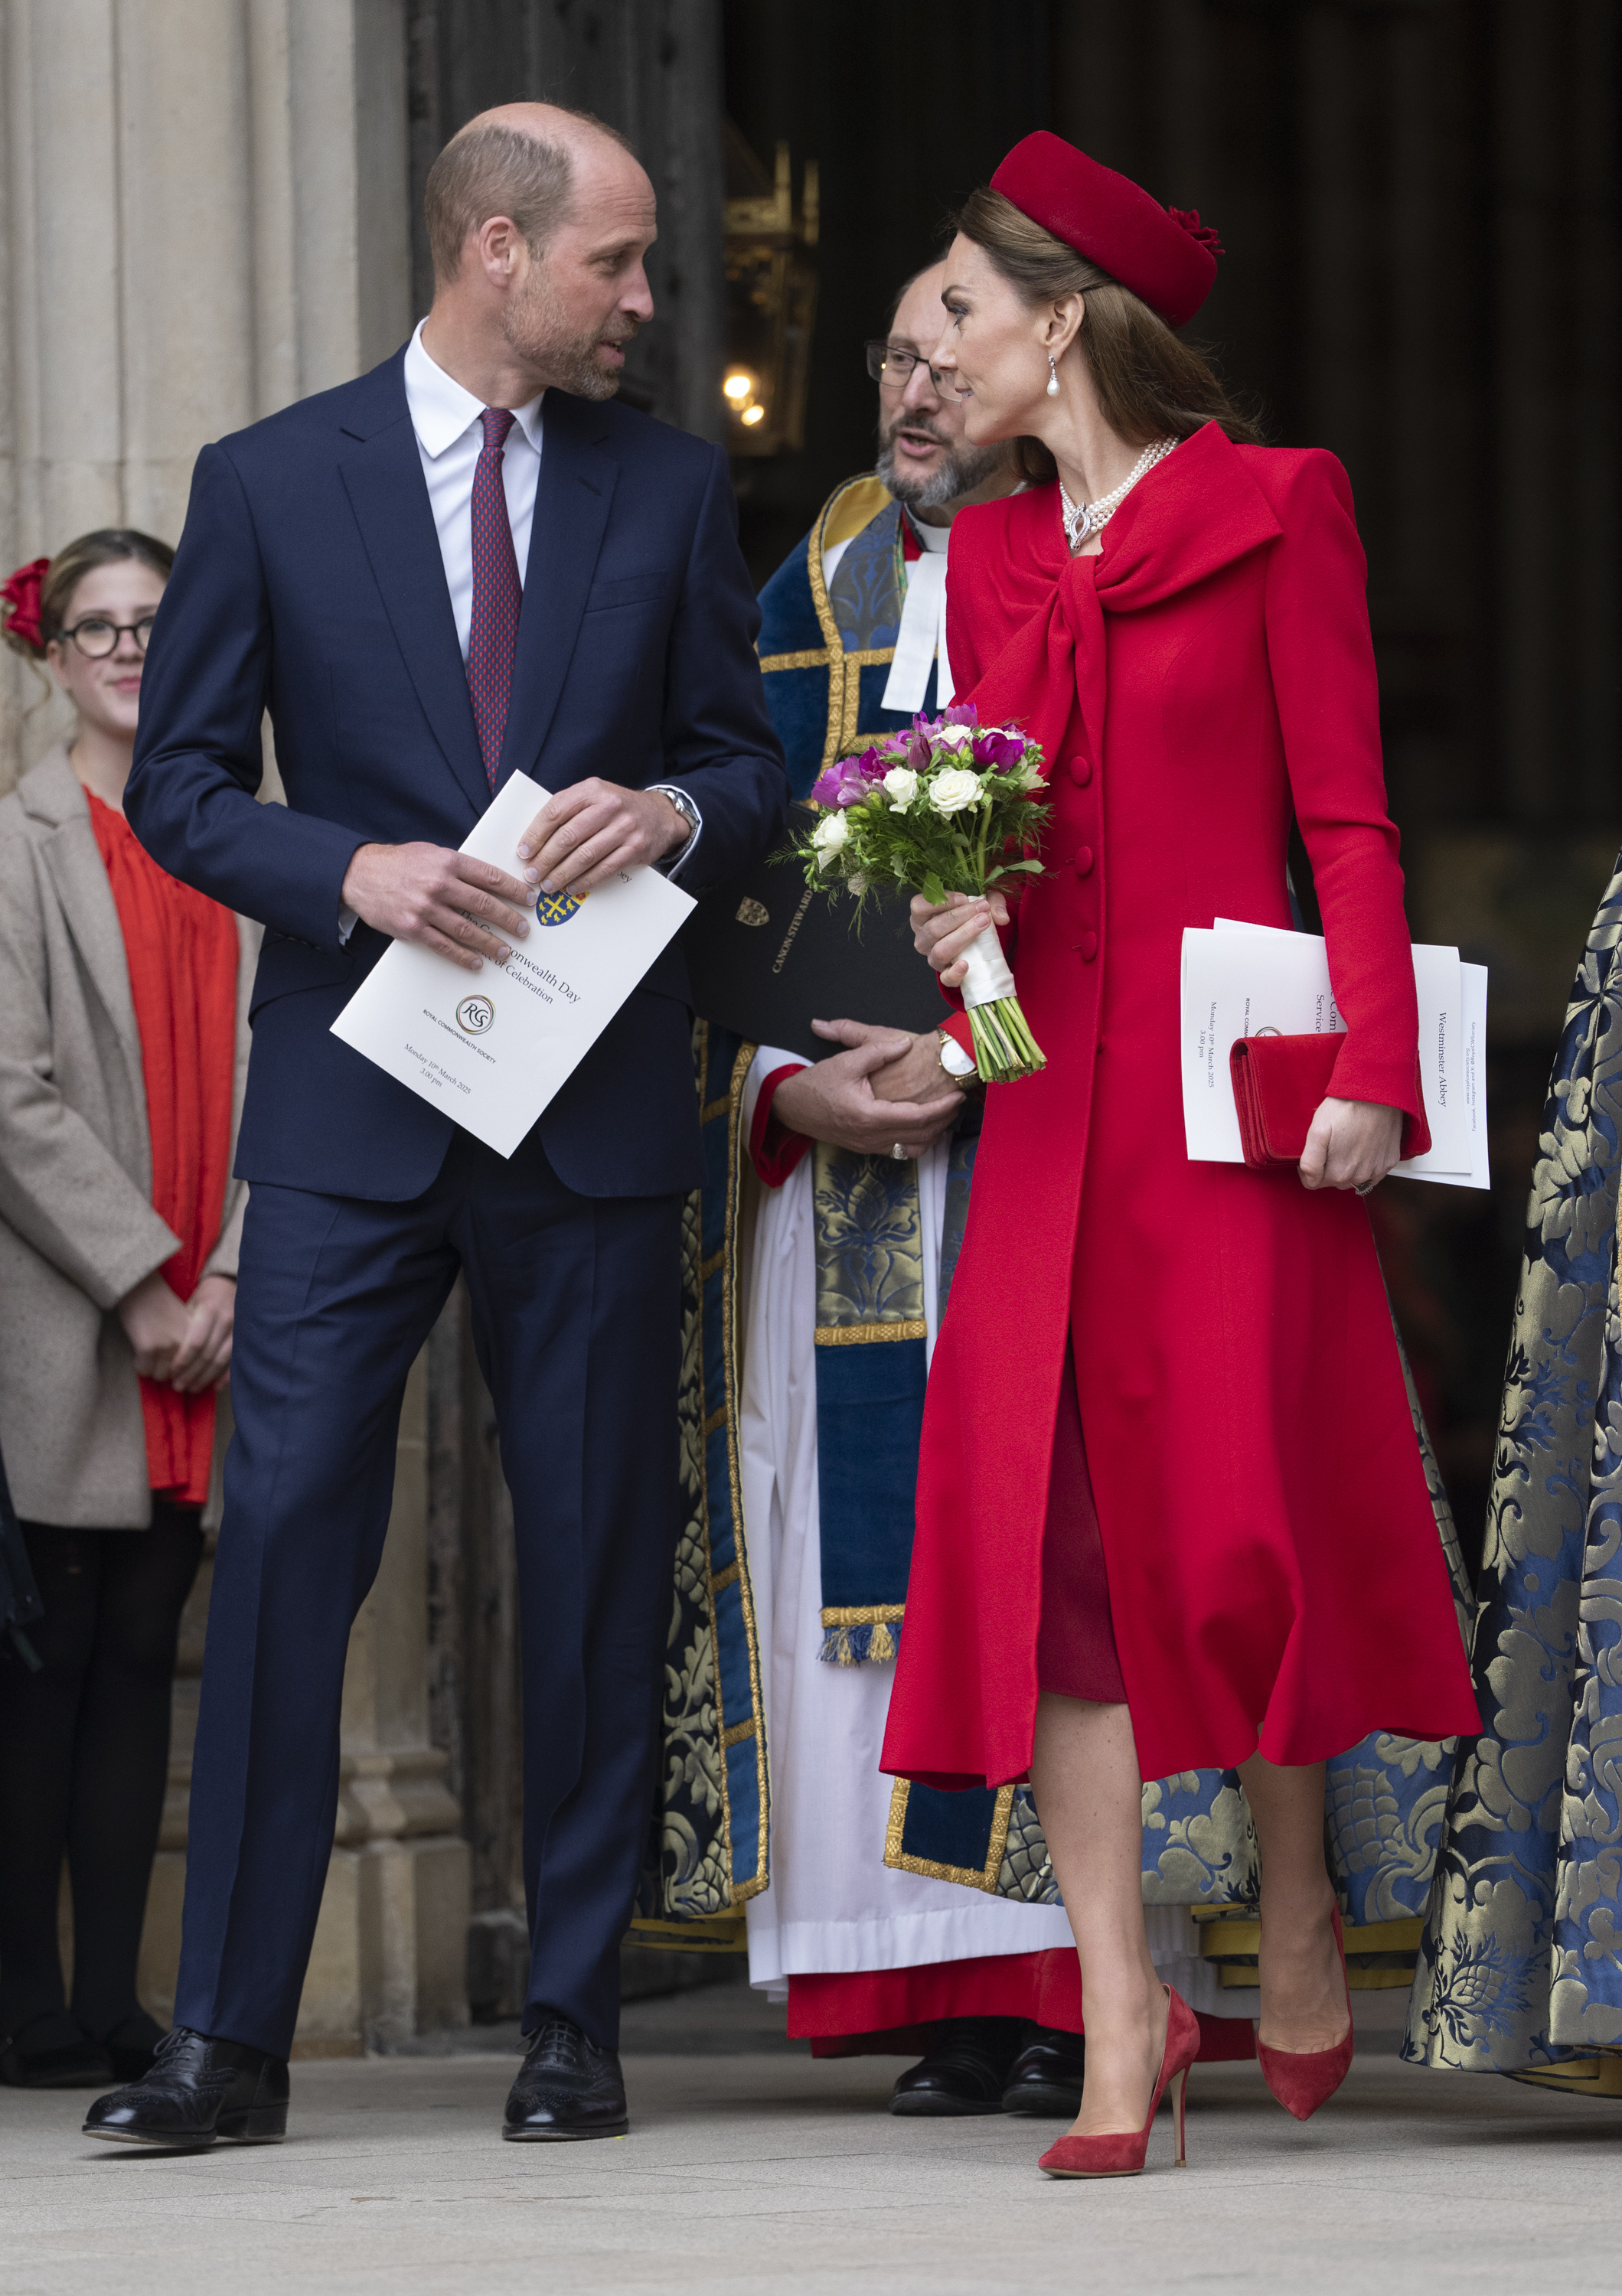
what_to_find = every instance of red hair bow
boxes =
[1167,207,1225,256]
[1,556,51,655]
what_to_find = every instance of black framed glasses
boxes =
[864,339,944,390]
[58,615,157,660]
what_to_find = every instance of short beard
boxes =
[503,265,638,402]
[875,425,1006,510]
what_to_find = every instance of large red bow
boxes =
[1167,207,1225,256]
[1,556,51,654]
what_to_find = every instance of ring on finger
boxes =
[1355,1179,1376,1197]
[890,1142,906,1162]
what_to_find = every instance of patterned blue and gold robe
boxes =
[1407,850,1622,2095]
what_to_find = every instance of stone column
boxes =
[1,0,468,2050]
[0,0,412,788]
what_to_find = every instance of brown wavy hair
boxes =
[950,186,1263,485]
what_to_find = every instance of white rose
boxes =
[932,725,974,752]
[928,766,983,816]
[812,812,850,868]
[883,766,919,811]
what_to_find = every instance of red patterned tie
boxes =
[468,406,521,790]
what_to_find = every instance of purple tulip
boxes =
[943,702,980,729]
[972,729,1025,771]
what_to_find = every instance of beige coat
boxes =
[0,746,255,1527]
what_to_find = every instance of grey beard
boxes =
[875,432,1004,510]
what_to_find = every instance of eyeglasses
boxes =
[57,615,157,659]
[864,339,945,391]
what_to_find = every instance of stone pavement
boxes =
[5,1993,1620,2295]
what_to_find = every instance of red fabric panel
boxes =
[1036,1340,1126,1701]
[89,792,238,1502]
[748,1061,812,1187]
[789,1952,1254,2063]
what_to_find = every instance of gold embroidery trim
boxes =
[813,1318,927,1345]
[710,1561,741,1596]
[883,1778,1017,1893]
[722,1716,756,1748]
[721,1035,770,1900]
[759,647,831,672]
[820,1604,904,1625]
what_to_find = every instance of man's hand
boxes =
[517,780,690,897]
[170,1274,237,1394]
[772,1019,963,1158]
[341,842,537,973]
[1298,1097,1403,1192]
[909,889,1011,990]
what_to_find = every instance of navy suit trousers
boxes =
[175,1131,682,2059]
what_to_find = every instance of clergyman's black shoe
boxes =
[503,2011,628,2141]
[82,2026,289,2149]
[889,2017,1026,2117]
[1000,2024,1088,2117]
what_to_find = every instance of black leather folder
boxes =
[680,830,947,1062]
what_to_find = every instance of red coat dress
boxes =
[880,422,1482,1792]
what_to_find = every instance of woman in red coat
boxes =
[880,135,1481,2176]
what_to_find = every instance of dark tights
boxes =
[0,1505,202,2043]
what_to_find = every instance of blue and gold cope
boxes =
[649,474,1481,1989]
[1406,850,1622,2095]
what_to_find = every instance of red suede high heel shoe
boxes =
[1255,1905,1354,2121]
[1037,1985,1199,2178]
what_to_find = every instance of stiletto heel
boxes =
[1256,1904,1354,2121]
[1037,1986,1200,2179]
[1173,2065,1189,2167]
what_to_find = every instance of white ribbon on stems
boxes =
[959,919,1016,1010]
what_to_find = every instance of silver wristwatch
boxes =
[651,782,700,864]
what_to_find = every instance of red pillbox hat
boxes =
[990,131,1221,330]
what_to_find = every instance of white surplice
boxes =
[738,1052,1235,2015]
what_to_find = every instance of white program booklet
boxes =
[331,771,696,1158]
[1181,920,1489,1189]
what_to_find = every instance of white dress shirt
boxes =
[403,319,544,661]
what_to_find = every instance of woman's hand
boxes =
[170,1274,237,1394]
[116,1269,193,1382]
[909,889,1010,990]
[1298,1098,1402,1193]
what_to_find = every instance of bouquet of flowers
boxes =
[791,703,1051,1083]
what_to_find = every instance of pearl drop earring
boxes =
[1046,354,1059,396]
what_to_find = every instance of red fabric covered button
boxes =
[1073,846,1095,878]
[1069,758,1092,787]
[1080,931,1098,961]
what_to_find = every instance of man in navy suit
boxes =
[86,103,785,2151]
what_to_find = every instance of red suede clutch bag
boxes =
[1228,1035,1432,1170]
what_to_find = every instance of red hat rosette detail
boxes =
[1,557,51,657]
[990,131,1220,330]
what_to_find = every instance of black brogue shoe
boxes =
[1000,2024,1088,2117]
[889,2017,1026,2117]
[503,2011,628,2141]
[82,2026,289,2149]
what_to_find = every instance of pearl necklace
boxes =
[1059,438,1177,552]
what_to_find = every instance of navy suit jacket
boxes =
[126,350,786,1202]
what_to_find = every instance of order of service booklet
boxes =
[331,770,696,1159]
[1180,919,1490,1189]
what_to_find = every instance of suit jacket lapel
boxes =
[499,392,618,790]
[338,360,488,820]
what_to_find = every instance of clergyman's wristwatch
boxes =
[938,1028,978,1088]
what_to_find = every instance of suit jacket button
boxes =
[1073,846,1095,878]
[1069,758,1092,787]
[1080,931,1098,960]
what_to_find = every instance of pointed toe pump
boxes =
[1255,1906,1354,2122]
[1037,1986,1200,2178]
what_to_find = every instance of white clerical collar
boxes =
[404,319,545,458]
[904,507,951,552]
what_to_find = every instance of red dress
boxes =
[880,423,1481,1792]
[88,792,237,1506]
